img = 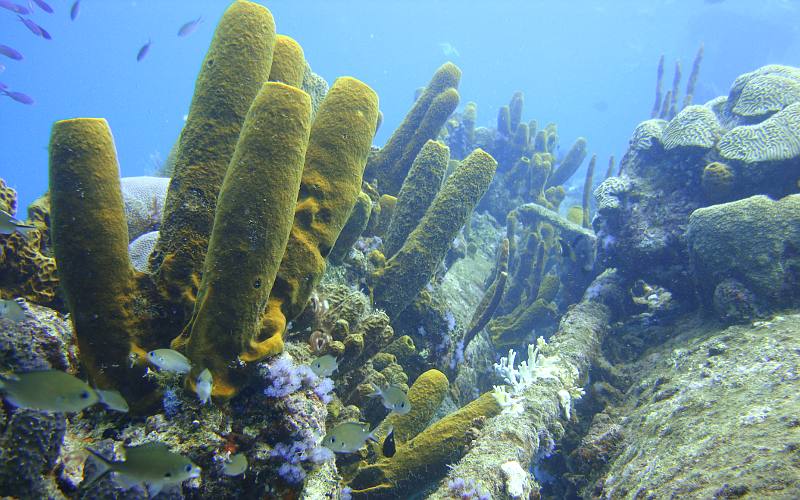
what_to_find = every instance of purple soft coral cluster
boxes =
[263,355,334,404]
[449,339,466,370]
[270,429,333,484]
[447,477,491,500]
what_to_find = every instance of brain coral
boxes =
[731,74,800,119]
[662,105,722,150]
[717,102,800,163]
[627,119,666,152]
[120,176,170,241]
[726,65,800,120]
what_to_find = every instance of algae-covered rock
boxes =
[598,313,800,499]
[687,194,800,307]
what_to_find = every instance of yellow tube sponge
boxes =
[154,0,277,316]
[386,369,449,444]
[172,83,312,396]
[366,63,461,195]
[383,140,449,258]
[371,149,497,318]
[255,77,380,358]
[269,34,306,87]
[329,191,373,265]
[49,118,144,391]
[350,391,502,499]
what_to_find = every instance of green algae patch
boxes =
[172,83,312,397]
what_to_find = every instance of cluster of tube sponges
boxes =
[48,0,379,399]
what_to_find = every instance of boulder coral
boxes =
[48,0,379,399]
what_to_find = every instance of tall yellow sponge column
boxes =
[153,0,277,319]
[49,118,143,392]
[172,83,313,396]
[254,77,380,359]
[269,34,306,87]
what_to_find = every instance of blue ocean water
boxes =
[0,0,798,210]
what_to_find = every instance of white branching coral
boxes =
[493,337,560,412]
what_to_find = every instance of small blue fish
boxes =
[177,17,202,37]
[136,39,151,62]
[0,44,23,61]
[31,0,52,14]
[368,384,411,415]
[147,348,191,374]
[309,354,338,378]
[322,422,379,453]
[69,0,79,21]
[96,388,129,413]
[0,0,29,14]
[222,453,247,476]
[1,89,34,105]
[18,15,51,40]
[195,368,212,405]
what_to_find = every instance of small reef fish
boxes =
[70,0,79,21]
[0,0,29,14]
[0,370,99,412]
[309,354,338,378]
[439,41,460,58]
[2,89,34,105]
[96,389,129,413]
[146,349,191,374]
[18,15,51,40]
[195,368,212,405]
[322,422,379,453]
[31,0,53,14]
[136,39,151,62]
[221,452,247,476]
[87,442,201,497]
[177,17,202,37]
[0,44,23,60]
[0,298,26,323]
[368,384,411,415]
[1,209,36,234]
[382,427,396,458]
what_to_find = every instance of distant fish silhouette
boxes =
[0,81,7,90]
[177,17,202,37]
[137,39,151,62]
[1,89,35,105]
[18,15,51,40]
[70,0,80,21]
[0,0,29,15]
[31,0,53,14]
[0,63,5,74]
[0,44,23,60]
[593,100,609,112]
[439,41,460,58]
